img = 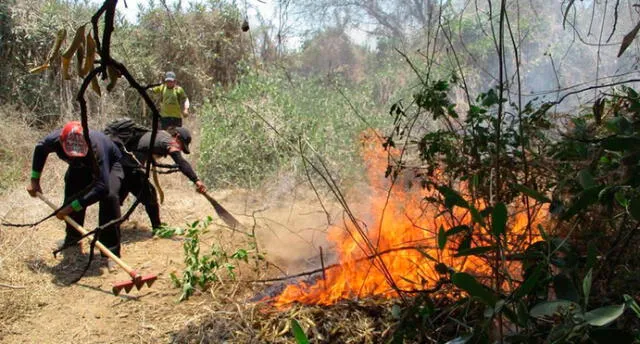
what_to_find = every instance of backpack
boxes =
[104,117,150,150]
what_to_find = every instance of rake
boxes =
[37,192,157,295]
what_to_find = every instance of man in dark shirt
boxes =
[117,126,206,230]
[27,121,124,259]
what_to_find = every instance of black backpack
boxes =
[104,117,150,150]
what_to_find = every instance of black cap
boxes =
[175,127,192,154]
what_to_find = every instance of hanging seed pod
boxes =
[242,18,250,32]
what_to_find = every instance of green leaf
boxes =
[583,269,593,309]
[584,304,625,326]
[562,186,604,220]
[628,196,640,221]
[512,184,551,203]
[452,272,498,306]
[455,246,496,257]
[623,294,640,318]
[416,247,438,262]
[446,225,470,236]
[615,191,629,207]
[469,205,486,227]
[438,225,447,249]
[290,319,310,344]
[537,224,549,241]
[437,186,469,209]
[491,203,508,237]
[530,300,580,318]
[577,169,596,189]
[512,266,543,300]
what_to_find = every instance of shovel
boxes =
[37,193,157,295]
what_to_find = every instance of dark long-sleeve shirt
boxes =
[32,129,122,208]
[134,131,199,183]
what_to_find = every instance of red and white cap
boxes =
[60,121,88,158]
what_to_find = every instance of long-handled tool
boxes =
[37,192,157,295]
[202,191,241,230]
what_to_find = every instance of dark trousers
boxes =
[160,116,182,130]
[64,163,123,257]
[119,167,161,229]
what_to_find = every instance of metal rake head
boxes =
[111,274,157,296]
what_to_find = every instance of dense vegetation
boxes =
[3,0,640,342]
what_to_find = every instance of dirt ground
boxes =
[0,158,340,343]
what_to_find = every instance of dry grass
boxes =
[0,106,43,192]
[169,298,399,344]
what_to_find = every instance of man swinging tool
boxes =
[27,121,124,269]
[133,126,207,194]
[105,119,207,230]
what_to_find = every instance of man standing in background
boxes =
[149,71,190,130]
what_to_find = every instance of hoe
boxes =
[37,193,157,295]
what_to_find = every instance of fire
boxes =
[273,133,547,307]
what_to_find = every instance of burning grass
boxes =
[272,133,548,307]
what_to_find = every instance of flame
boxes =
[274,132,548,307]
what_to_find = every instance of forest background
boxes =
[3,0,640,342]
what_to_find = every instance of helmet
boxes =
[164,71,176,82]
[174,127,192,154]
[60,121,88,158]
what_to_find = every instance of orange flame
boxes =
[274,132,547,307]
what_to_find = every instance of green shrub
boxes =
[198,69,392,188]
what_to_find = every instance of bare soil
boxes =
[0,163,338,343]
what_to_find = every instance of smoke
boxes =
[450,0,640,111]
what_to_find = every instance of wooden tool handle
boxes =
[36,192,138,277]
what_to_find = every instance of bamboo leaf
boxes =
[290,319,310,344]
[623,294,640,318]
[455,246,496,257]
[512,184,551,203]
[416,247,438,262]
[512,266,543,300]
[438,225,447,249]
[469,205,486,227]
[584,304,625,326]
[583,269,593,309]
[618,20,640,57]
[446,225,470,236]
[437,186,469,209]
[491,202,508,237]
[452,272,498,306]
